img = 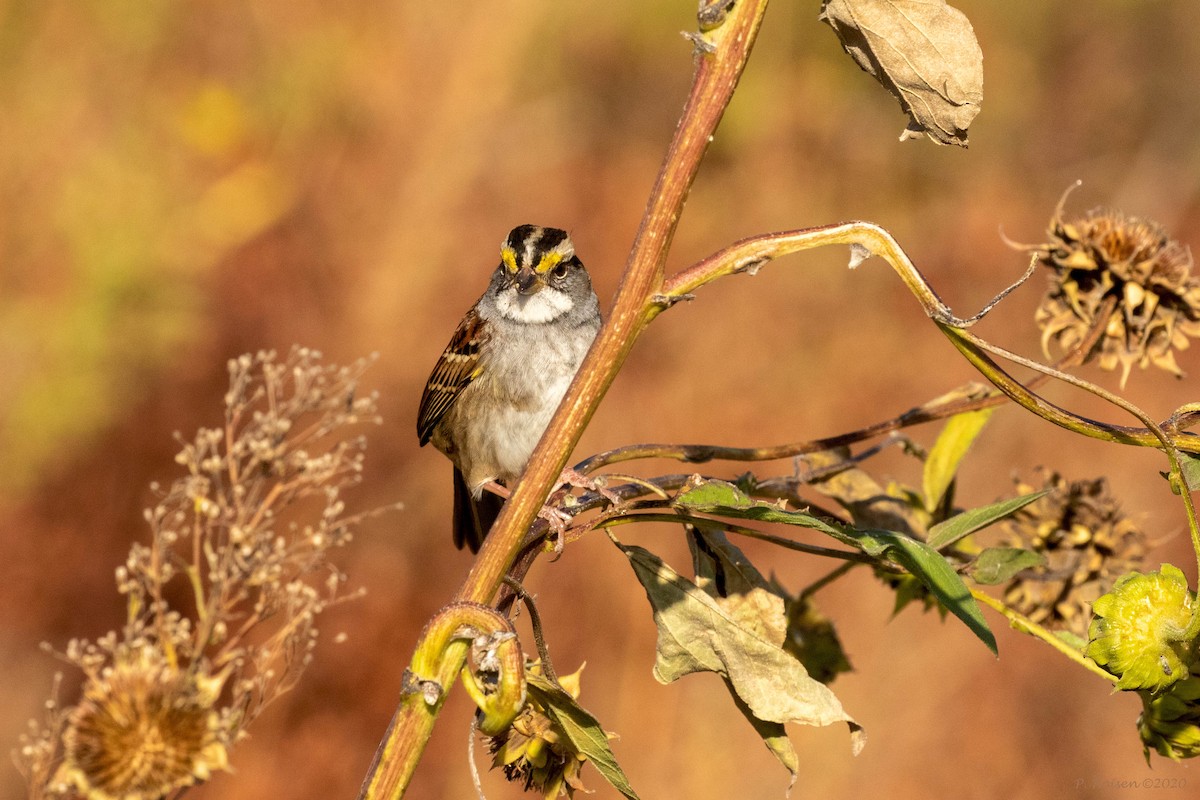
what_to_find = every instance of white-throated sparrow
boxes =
[417,225,602,551]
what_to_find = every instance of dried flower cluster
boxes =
[16,348,382,800]
[488,664,592,798]
[1033,202,1200,385]
[1001,469,1146,638]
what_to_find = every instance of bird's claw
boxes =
[557,466,622,507]
[537,505,571,558]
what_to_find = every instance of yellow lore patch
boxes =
[535,251,564,274]
[500,246,518,273]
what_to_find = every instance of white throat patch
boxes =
[495,288,573,324]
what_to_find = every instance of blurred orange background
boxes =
[3,2,1200,798]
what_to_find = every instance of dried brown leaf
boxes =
[615,539,866,759]
[820,0,984,146]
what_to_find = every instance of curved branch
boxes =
[653,221,955,323]
[939,325,1200,456]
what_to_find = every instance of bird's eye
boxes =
[552,263,569,279]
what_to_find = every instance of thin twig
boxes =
[501,577,557,684]
[799,562,858,600]
[942,324,1200,613]
[577,303,1115,476]
[467,717,487,800]
[599,512,877,563]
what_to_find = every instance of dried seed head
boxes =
[1001,469,1146,637]
[487,663,592,798]
[52,649,230,800]
[1032,197,1200,385]
[20,349,384,799]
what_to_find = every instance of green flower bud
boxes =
[1085,564,1197,691]
[1139,676,1200,761]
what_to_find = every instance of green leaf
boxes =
[676,478,757,509]
[1162,452,1200,494]
[922,408,995,512]
[926,491,1048,550]
[889,573,945,618]
[969,547,1046,585]
[862,529,997,654]
[526,673,641,800]
[613,536,865,758]
[676,480,850,541]
[675,479,997,654]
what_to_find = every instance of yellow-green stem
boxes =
[971,588,1117,684]
[940,324,1200,583]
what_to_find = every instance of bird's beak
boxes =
[515,267,544,296]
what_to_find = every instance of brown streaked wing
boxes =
[417,308,489,445]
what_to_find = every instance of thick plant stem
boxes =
[357,3,772,798]
[456,4,770,609]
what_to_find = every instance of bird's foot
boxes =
[555,466,622,507]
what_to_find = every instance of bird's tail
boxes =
[452,468,504,553]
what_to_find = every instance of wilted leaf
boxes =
[784,596,853,684]
[922,408,995,512]
[676,480,996,653]
[691,527,854,682]
[526,673,641,800]
[686,535,803,779]
[820,0,984,146]
[688,525,788,641]
[727,682,800,782]
[926,491,1048,550]
[614,537,865,756]
[969,547,1046,585]
[803,449,926,536]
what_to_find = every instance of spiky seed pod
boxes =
[487,664,590,798]
[1032,202,1200,385]
[1139,676,1200,761]
[51,649,230,800]
[1086,565,1197,692]
[1001,470,1146,637]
